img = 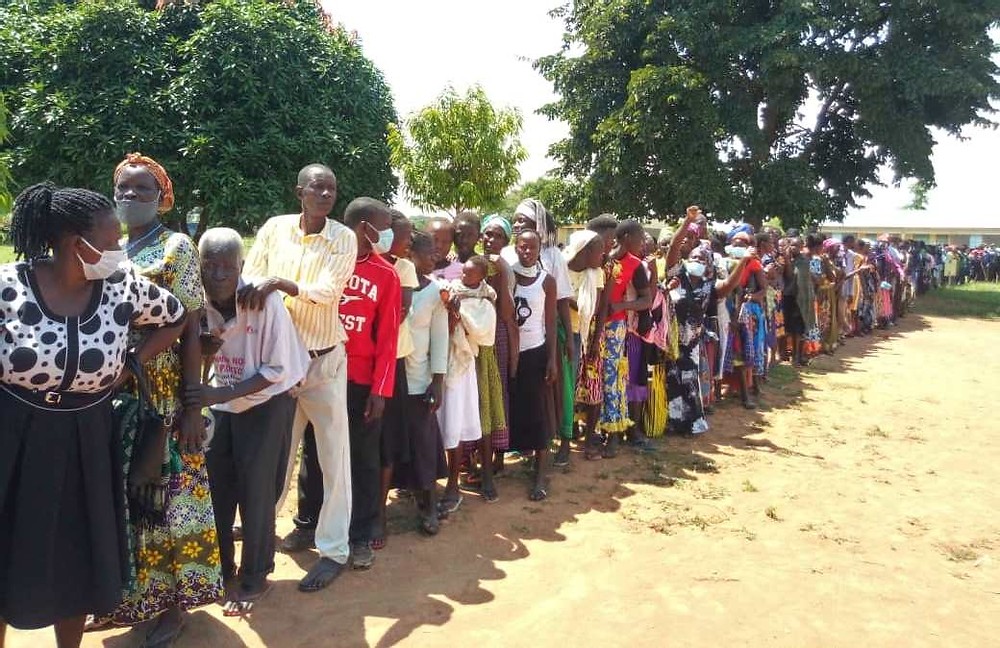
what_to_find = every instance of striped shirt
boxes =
[244,214,357,351]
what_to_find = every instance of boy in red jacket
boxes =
[339,198,401,569]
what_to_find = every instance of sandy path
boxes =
[11,314,1000,647]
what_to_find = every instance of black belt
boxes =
[308,345,336,359]
[1,383,114,412]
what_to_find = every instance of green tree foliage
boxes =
[0,0,397,233]
[0,94,13,214]
[389,85,527,215]
[503,174,589,224]
[537,1,1000,229]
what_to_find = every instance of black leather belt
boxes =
[308,345,336,359]
[1,383,114,412]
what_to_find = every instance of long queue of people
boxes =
[0,154,948,648]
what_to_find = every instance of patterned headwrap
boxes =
[515,198,556,247]
[727,223,754,242]
[481,213,512,241]
[113,152,175,213]
[822,238,841,254]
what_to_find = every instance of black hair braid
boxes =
[10,183,113,261]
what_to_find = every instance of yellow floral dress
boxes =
[110,228,223,623]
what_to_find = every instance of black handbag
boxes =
[116,353,172,523]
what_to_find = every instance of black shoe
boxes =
[350,542,375,570]
[281,527,315,553]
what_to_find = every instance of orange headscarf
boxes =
[113,152,175,213]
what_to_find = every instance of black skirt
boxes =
[0,388,127,629]
[380,358,410,468]
[390,396,447,491]
[782,294,805,335]
[508,344,555,452]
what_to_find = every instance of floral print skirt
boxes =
[108,447,224,624]
[598,320,632,434]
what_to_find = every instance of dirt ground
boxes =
[10,313,1000,647]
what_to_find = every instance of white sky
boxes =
[324,0,997,226]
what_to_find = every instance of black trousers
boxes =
[295,381,382,545]
[206,392,295,585]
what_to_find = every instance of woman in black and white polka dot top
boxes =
[0,183,186,647]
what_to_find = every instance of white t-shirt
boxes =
[205,278,310,414]
[513,270,549,351]
[393,257,419,359]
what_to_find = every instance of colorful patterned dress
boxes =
[666,269,714,435]
[109,228,223,624]
[599,255,642,434]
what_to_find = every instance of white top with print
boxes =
[0,262,185,393]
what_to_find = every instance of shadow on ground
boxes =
[79,317,929,648]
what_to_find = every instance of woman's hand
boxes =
[113,365,134,391]
[364,393,385,424]
[177,407,207,453]
[426,382,443,413]
[545,359,557,384]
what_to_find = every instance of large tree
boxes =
[388,85,527,216]
[0,0,396,234]
[537,0,1000,228]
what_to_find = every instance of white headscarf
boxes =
[515,199,556,248]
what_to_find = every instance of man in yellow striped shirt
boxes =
[242,163,356,592]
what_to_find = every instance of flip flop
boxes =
[84,615,111,633]
[437,494,463,515]
[370,536,386,551]
[222,581,272,617]
[298,557,346,593]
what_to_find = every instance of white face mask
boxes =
[685,261,707,278]
[78,239,128,280]
[365,221,394,255]
[512,261,539,278]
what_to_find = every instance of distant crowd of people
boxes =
[0,153,973,648]
[940,243,1000,285]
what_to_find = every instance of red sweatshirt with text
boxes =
[339,253,401,397]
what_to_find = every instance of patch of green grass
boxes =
[765,506,781,521]
[0,244,14,264]
[767,363,797,387]
[917,282,1000,319]
[742,479,759,493]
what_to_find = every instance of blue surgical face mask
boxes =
[685,261,707,278]
[366,222,395,255]
[726,245,748,259]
